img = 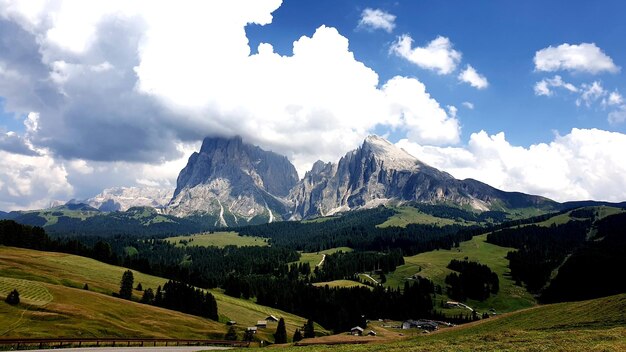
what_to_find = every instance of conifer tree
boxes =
[292,329,302,342]
[304,319,315,338]
[274,317,287,344]
[141,288,154,304]
[119,270,134,299]
[4,289,19,305]
[225,326,238,341]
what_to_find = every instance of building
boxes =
[266,315,279,322]
[350,326,364,336]
[367,330,377,336]
[256,320,267,328]
[246,327,257,334]
[402,319,438,331]
[226,320,237,326]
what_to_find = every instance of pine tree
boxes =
[119,270,134,300]
[224,326,238,341]
[274,317,287,344]
[5,289,20,305]
[141,288,154,304]
[292,329,302,342]
[304,319,315,338]
[83,283,89,290]
[136,283,143,291]
[154,285,163,305]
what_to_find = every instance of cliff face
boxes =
[289,135,556,219]
[167,136,299,225]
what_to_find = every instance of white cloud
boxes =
[576,81,606,107]
[0,1,464,208]
[458,65,488,89]
[382,77,460,145]
[358,8,396,33]
[608,106,626,124]
[397,128,626,202]
[534,75,578,96]
[391,35,461,75]
[0,149,73,210]
[534,43,619,74]
[462,102,474,110]
[607,91,623,106]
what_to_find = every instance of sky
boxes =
[1,0,626,210]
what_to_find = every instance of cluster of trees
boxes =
[541,212,626,302]
[487,220,591,292]
[444,259,499,301]
[117,270,218,320]
[236,208,481,256]
[314,250,404,282]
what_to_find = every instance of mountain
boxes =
[289,135,557,219]
[85,186,174,212]
[0,210,10,220]
[167,135,299,226]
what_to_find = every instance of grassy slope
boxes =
[536,205,624,227]
[165,231,269,248]
[0,246,328,340]
[295,247,353,268]
[266,294,626,351]
[385,234,535,313]
[377,207,458,228]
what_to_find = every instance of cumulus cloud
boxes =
[397,128,626,202]
[534,75,578,96]
[458,65,488,89]
[576,81,606,107]
[358,8,396,33]
[391,35,461,75]
[534,43,619,74]
[0,149,73,210]
[0,0,464,208]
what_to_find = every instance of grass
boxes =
[384,234,536,314]
[535,206,625,227]
[295,247,353,268]
[312,280,370,289]
[165,231,269,248]
[0,245,328,340]
[0,283,225,339]
[377,207,458,228]
[252,294,626,351]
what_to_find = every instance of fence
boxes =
[0,338,249,350]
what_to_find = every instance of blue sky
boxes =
[247,0,626,146]
[1,0,626,209]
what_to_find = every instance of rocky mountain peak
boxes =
[167,135,299,225]
[361,134,419,171]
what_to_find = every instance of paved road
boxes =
[21,347,231,352]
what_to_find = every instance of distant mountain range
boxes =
[166,135,557,223]
[4,134,625,231]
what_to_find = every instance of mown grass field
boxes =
[384,234,535,314]
[165,231,269,248]
[0,246,327,340]
[377,207,458,228]
[295,247,353,268]
[312,280,370,289]
[255,294,626,351]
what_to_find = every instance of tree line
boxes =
[444,259,499,301]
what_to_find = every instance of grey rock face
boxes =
[167,136,299,225]
[289,135,555,219]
